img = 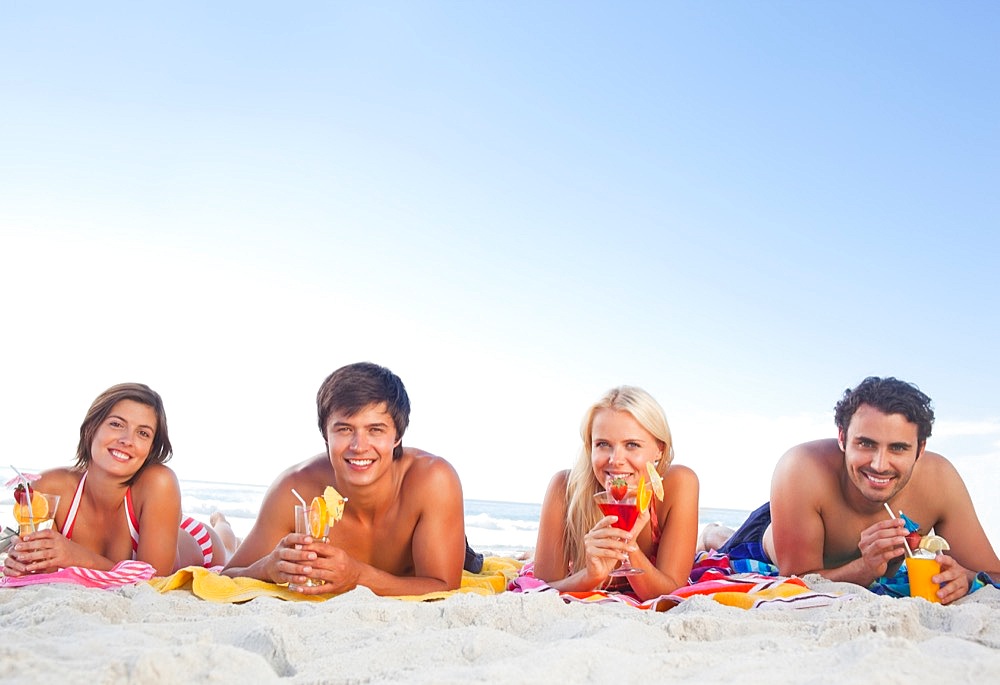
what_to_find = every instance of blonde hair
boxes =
[563,386,674,574]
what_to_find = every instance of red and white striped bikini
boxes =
[60,471,214,567]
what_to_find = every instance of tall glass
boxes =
[289,502,330,588]
[594,488,643,577]
[13,492,60,537]
[907,556,941,603]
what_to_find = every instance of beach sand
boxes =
[3,574,1000,684]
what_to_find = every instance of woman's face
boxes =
[589,408,662,489]
[89,399,157,479]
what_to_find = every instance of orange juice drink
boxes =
[906,555,941,603]
[13,492,60,536]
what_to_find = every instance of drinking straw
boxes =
[884,502,914,558]
[291,488,308,509]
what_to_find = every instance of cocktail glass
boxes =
[906,555,941,603]
[290,501,330,588]
[13,492,60,537]
[594,488,643,577]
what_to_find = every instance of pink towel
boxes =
[0,560,156,590]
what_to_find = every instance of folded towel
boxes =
[147,556,524,603]
[0,560,157,590]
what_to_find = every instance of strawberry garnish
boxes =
[13,483,32,506]
[608,476,628,502]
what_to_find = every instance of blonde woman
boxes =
[533,386,699,599]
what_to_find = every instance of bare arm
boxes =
[132,466,183,575]
[625,465,699,598]
[925,455,1000,585]
[532,470,633,592]
[222,473,302,582]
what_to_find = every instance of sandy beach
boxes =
[3,571,1000,684]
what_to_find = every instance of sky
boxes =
[2,2,999,542]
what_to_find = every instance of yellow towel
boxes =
[147,556,523,604]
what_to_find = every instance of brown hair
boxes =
[316,362,410,460]
[75,383,172,484]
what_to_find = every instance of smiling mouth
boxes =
[110,449,131,462]
[347,458,374,467]
[863,472,894,486]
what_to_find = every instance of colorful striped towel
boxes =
[509,559,847,610]
[146,556,524,603]
[0,560,157,590]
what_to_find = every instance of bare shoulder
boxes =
[33,467,82,493]
[399,447,460,487]
[131,463,181,496]
[663,463,698,489]
[547,469,571,493]
[909,449,966,498]
[775,439,842,477]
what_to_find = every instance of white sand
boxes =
[3,576,1000,684]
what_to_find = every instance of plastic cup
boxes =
[906,556,941,603]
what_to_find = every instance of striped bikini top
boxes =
[60,471,140,555]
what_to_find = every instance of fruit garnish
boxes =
[323,486,347,522]
[13,492,49,524]
[13,483,33,505]
[905,531,922,551]
[645,462,664,501]
[918,534,950,554]
[637,475,652,513]
[608,476,628,502]
[308,496,329,538]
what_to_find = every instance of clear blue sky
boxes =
[3,2,999,540]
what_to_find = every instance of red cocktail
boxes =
[597,501,640,532]
[594,488,643,577]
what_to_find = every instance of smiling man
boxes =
[714,376,1000,604]
[223,362,470,595]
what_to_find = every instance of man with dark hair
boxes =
[224,362,475,595]
[713,376,1000,604]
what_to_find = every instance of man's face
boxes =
[324,402,401,488]
[840,403,923,505]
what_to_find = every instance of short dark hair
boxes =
[834,376,934,443]
[316,362,410,460]
[75,383,172,484]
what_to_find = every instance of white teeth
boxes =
[348,459,374,467]
[866,474,891,484]
[110,450,130,461]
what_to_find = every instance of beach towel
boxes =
[509,557,847,611]
[0,560,157,590]
[146,556,524,604]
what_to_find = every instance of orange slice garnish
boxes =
[637,475,652,513]
[309,496,329,538]
[646,461,664,501]
[13,493,49,524]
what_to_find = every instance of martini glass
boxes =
[594,487,643,577]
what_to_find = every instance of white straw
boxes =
[883,503,914,558]
[291,488,308,509]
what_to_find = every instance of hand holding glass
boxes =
[594,488,643,577]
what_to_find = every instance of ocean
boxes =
[175,479,751,557]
